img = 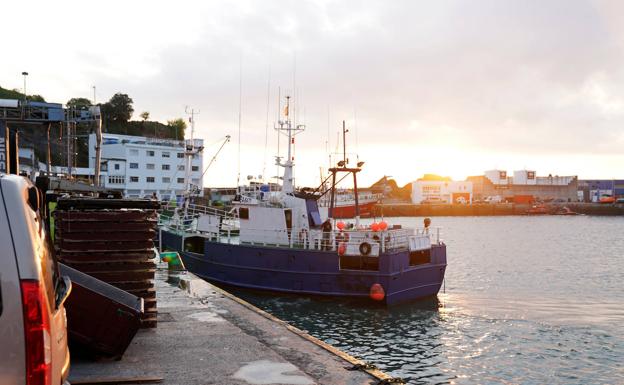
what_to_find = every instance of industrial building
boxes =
[578,180,624,202]
[411,175,473,204]
[468,169,579,202]
[88,133,204,199]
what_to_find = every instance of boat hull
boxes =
[332,200,377,218]
[160,230,447,305]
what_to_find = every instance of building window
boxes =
[130,176,139,183]
[177,153,184,158]
[178,165,185,171]
[162,152,170,158]
[147,177,155,183]
[147,150,155,157]
[177,178,185,184]
[108,176,125,184]
[162,177,171,183]
[192,178,199,184]
[239,207,249,220]
[114,164,120,170]
[192,166,199,172]
[146,163,155,170]
[162,164,170,170]
[129,163,139,169]
[130,149,139,156]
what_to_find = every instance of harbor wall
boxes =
[372,203,624,217]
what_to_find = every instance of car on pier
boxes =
[0,174,72,385]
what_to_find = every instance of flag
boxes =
[284,105,289,117]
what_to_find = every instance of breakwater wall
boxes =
[372,203,624,217]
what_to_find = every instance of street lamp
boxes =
[21,71,28,101]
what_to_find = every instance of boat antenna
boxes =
[276,86,281,188]
[262,58,271,183]
[275,95,305,194]
[292,53,296,126]
[354,107,359,162]
[184,106,199,216]
[237,53,243,189]
[342,120,348,166]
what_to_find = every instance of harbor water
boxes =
[229,216,624,385]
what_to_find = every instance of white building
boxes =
[88,133,204,199]
[411,179,473,204]
[484,169,508,185]
[485,169,576,186]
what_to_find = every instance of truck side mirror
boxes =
[55,276,72,310]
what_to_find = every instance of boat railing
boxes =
[159,207,442,253]
[158,202,239,233]
[210,226,441,253]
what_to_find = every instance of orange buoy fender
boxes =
[338,242,347,256]
[369,283,385,301]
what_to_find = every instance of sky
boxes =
[1,0,624,187]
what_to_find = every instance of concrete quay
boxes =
[68,266,390,385]
[373,202,624,217]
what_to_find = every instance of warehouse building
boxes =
[411,174,473,204]
[467,169,579,202]
[578,180,624,202]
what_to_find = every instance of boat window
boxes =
[239,207,249,220]
[184,236,205,254]
[284,209,292,230]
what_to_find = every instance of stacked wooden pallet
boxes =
[54,198,160,328]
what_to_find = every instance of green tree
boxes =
[101,93,134,122]
[28,94,46,102]
[0,85,45,102]
[140,111,150,121]
[167,118,187,140]
[66,97,92,109]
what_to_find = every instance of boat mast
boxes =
[328,120,363,227]
[275,95,304,194]
[184,106,198,216]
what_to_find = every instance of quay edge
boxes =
[373,202,624,216]
[69,265,396,385]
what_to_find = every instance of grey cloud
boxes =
[85,0,624,156]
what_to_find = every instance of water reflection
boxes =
[223,216,624,384]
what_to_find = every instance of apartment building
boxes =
[88,133,204,199]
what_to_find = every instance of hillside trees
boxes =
[101,93,134,122]
[66,97,92,109]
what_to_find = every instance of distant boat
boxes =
[552,206,581,215]
[525,204,549,215]
[318,191,379,219]
[599,196,616,204]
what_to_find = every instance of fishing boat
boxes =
[525,204,549,215]
[158,97,447,305]
[318,190,380,219]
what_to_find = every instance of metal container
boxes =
[60,264,144,359]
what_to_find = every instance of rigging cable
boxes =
[262,56,271,183]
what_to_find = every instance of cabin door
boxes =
[284,209,292,241]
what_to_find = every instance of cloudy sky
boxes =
[2,0,624,187]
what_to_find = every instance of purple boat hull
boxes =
[161,230,447,305]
